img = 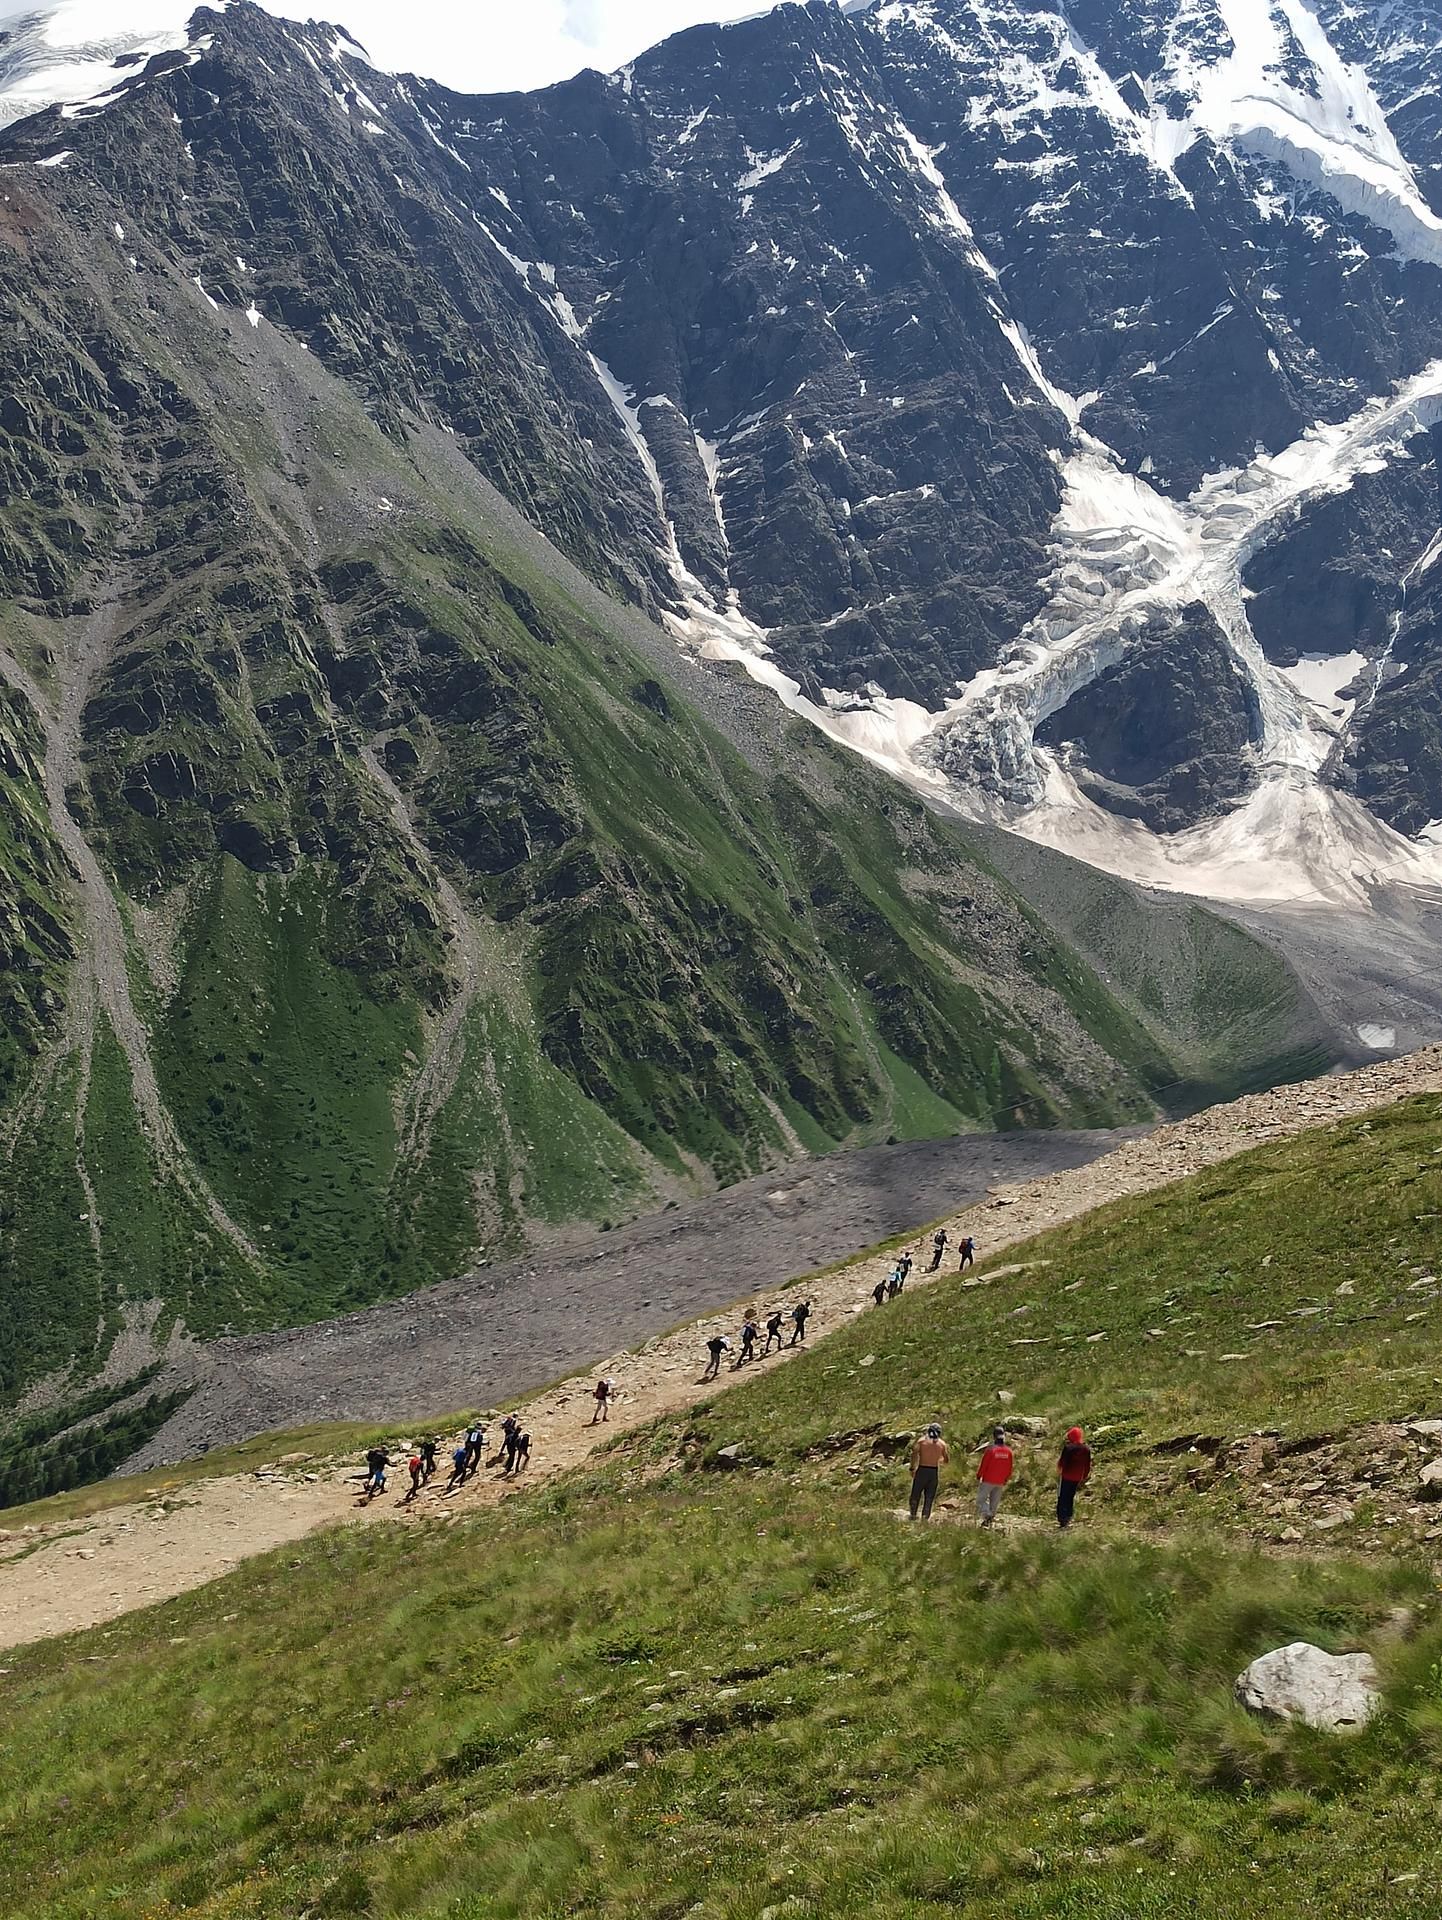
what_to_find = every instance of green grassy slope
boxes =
[4,1094,1442,1917]
[965,825,1337,1107]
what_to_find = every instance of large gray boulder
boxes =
[1235,1643,1382,1730]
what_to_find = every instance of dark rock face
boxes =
[5,0,1441,851]
[1242,444,1438,669]
[1036,604,1263,831]
[1343,558,1442,836]
[434,1,1069,696]
[1239,429,1442,833]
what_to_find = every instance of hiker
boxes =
[886,1265,903,1300]
[501,1417,522,1474]
[419,1438,438,1484]
[1057,1426,1092,1530]
[929,1228,949,1273]
[736,1318,760,1367]
[763,1311,785,1353]
[363,1446,389,1498]
[957,1235,975,1273]
[508,1429,531,1475]
[404,1452,424,1502]
[908,1424,949,1521]
[976,1426,1014,1527]
[446,1443,469,1491]
[703,1334,730,1381]
[898,1252,913,1286]
[592,1376,614,1423]
[872,1276,887,1307]
[789,1300,811,1346]
[463,1422,486,1477]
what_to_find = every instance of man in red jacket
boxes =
[976,1426,1014,1527]
[1057,1426,1092,1529]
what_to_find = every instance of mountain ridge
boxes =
[0,0,1429,1428]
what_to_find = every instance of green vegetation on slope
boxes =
[721,1090,1442,1466]
[4,1097,1442,1915]
[967,827,1335,1109]
[0,675,74,1100]
[0,1374,192,1510]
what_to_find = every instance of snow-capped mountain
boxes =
[4,0,1442,913]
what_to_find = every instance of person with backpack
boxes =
[500,1418,522,1474]
[736,1318,760,1367]
[591,1377,614,1424]
[446,1443,469,1492]
[872,1276,887,1308]
[763,1311,785,1353]
[419,1438,438,1484]
[789,1300,812,1346]
[403,1452,424,1503]
[908,1424,949,1520]
[975,1427,1013,1526]
[363,1446,389,1498]
[1057,1426,1092,1529]
[897,1252,914,1286]
[703,1334,730,1381]
[463,1422,486,1478]
[508,1429,531,1475]
[929,1228,949,1273]
[957,1235,976,1273]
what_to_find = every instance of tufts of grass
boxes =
[0,1469,1438,1918]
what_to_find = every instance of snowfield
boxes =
[0,1,225,127]
[658,339,1442,909]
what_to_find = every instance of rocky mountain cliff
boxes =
[4,4,1442,887]
[0,0,1422,1420]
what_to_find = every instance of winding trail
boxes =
[3,1045,1440,1652]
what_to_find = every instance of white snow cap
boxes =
[0,2,228,129]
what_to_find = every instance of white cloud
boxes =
[256,0,789,94]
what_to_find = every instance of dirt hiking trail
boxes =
[6,1046,1440,1652]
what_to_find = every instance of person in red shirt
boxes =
[1057,1426,1092,1529]
[976,1426,1014,1527]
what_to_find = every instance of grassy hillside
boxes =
[4,1094,1442,1916]
[965,825,1337,1108]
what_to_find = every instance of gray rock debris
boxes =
[1235,1643,1381,1730]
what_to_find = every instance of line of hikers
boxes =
[908,1422,1092,1528]
[360,1413,532,1504]
[358,1219,1016,1515]
[703,1298,812,1378]
[872,1230,975,1305]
